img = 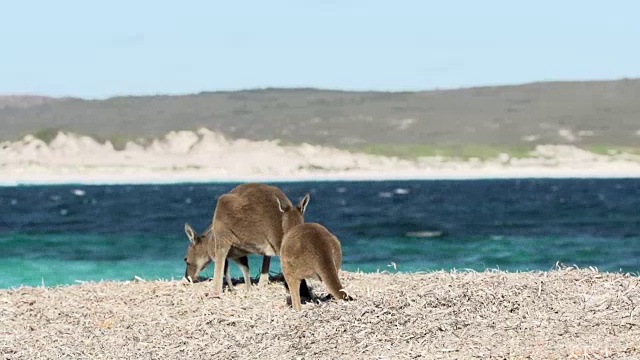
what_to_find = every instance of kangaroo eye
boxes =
[184,257,187,262]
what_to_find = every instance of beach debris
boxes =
[3,270,639,358]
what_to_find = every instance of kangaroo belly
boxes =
[227,247,250,258]
[232,241,277,257]
[252,242,277,256]
[213,219,278,256]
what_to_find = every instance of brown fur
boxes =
[184,183,309,296]
[183,224,249,290]
[280,222,351,311]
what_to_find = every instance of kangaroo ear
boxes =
[184,223,197,245]
[298,193,310,214]
[275,196,289,213]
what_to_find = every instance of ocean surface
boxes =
[1,179,639,289]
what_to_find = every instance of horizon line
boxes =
[1,76,638,101]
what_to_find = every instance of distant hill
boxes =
[2,79,640,153]
[0,95,59,109]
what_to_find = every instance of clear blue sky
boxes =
[1,0,638,98]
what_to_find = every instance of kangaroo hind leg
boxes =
[233,256,252,291]
[258,256,271,287]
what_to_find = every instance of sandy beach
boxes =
[2,268,639,359]
[2,129,640,186]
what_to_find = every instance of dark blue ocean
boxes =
[1,179,639,289]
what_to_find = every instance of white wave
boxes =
[405,231,443,238]
[71,189,86,196]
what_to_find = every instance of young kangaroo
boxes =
[277,197,352,311]
[184,183,310,296]
[184,223,249,290]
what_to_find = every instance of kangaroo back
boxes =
[215,183,293,254]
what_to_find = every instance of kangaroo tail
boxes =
[318,260,353,301]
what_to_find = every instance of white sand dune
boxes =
[1,128,640,185]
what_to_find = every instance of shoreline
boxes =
[3,129,640,186]
[3,167,640,187]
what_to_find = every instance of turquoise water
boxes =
[1,179,640,288]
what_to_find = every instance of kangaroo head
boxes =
[276,193,310,233]
[183,223,211,282]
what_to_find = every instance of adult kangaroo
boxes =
[184,183,310,296]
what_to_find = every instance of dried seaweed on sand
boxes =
[2,269,640,359]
